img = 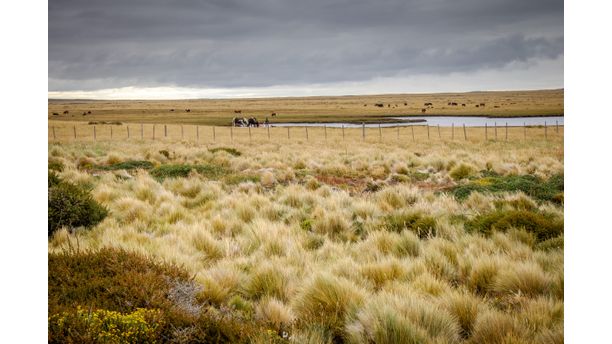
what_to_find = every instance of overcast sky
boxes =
[48,0,563,99]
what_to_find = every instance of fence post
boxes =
[164,125,167,138]
[324,125,327,141]
[230,126,233,142]
[93,125,96,141]
[153,124,156,140]
[127,125,130,139]
[485,123,488,140]
[73,125,77,140]
[52,126,56,141]
[437,124,441,139]
[110,125,113,139]
[451,123,454,140]
[397,126,400,140]
[342,125,345,140]
[140,124,144,139]
[556,120,559,134]
[196,126,199,141]
[213,126,216,142]
[378,124,382,142]
[463,124,467,140]
[181,125,184,139]
[249,126,252,142]
[305,126,309,141]
[524,122,526,140]
[362,123,365,141]
[287,127,290,140]
[494,122,498,140]
[267,125,270,140]
[411,125,415,141]
[545,121,547,140]
[505,122,508,141]
[427,125,430,140]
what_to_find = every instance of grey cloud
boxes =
[49,0,563,91]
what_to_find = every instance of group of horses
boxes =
[232,117,261,127]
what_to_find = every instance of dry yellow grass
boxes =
[48,89,563,126]
[48,128,563,342]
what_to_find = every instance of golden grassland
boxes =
[48,130,563,343]
[48,89,563,126]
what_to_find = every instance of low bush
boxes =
[48,173,107,237]
[48,160,64,172]
[465,210,563,242]
[223,173,260,185]
[383,211,437,239]
[210,147,242,156]
[150,164,227,181]
[449,164,474,181]
[452,173,564,204]
[96,160,154,171]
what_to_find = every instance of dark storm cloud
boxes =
[49,0,563,91]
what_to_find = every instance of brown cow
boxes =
[421,108,427,113]
[63,110,69,114]
[271,112,277,117]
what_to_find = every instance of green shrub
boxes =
[224,173,260,185]
[48,160,64,172]
[210,147,242,156]
[536,235,564,251]
[452,173,564,204]
[48,175,108,237]
[96,160,154,171]
[465,210,563,242]
[150,164,227,181]
[384,212,437,239]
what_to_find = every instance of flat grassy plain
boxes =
[48,89,564,126]
[48,129,563,343]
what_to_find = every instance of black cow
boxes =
[248,117,259,127]
[233,117,248,127]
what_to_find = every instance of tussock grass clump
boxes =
[192,231,224,260]
[48,173,108,236]
[465,209,563,242]
[210,146,242,156]
[450,163,475,181]
[467,257,500,295]
[536,235,563,251]
[293,273,366,340]
[359,259,408,290]
[255,297,295,332]
[439,291,481,339]
[393,231,422,257]
[469,310,524,344]
[242,264,288,301]
[313,212,354,240]
[48,159,64,172]
[493,262,552,297]
[384,211,437,239]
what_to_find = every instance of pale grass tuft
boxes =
[255,297,295,331]
[261,170,276,187]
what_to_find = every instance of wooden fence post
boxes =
[411,125,415,141]
[267,125,270,140]
[141,123,144,139]
[505,122,508,141]
[52,126,56,141]
[485,123,488,140]
[305,126,309,141]
[362,123,365,141]
[324,125,327,141]
[230,126,233,142]
[164,125,167,138]
[397,126,400,140]
[379,124,382,142]
[287,127,290,140]
[463,124,467,140]
[153,124,156,140]
[427,125,430,140]
[127,125,130,139]
[73,125,77,140]
[437,124,441,139]
[342,125,345,140]
[556,120,559,134]
[524,122,526,140]
[451,123,454,140]
[494,122,498,140]
[110,125,113,139]
[248,126,252,142]
[213,126,216,142]
[93,125,96,141]
[181,125,184,139]
[196,126,199,141]
[545,121,547,140]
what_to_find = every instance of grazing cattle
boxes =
[475,105,480,108]
[421,108,427,113]
[479,103,486,107]
[364,104,367,107]
[63,110,69,114]
[448,102,452,106]
[52,112,59,116]
[185,109,191,112]
[247,117,259,127]
[82,112,87,116]
[462,104,466,107]
[424,102,433,107]
[404,102,408,106]
[234,110,242,114]
[451,102,458,106]
[170,109,175,112]
[494,105,500,108]
[375,103,384,108]
[87,111,92,114]
[387,104,391,107]
[271,112,277,117]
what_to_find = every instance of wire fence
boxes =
[48,121,564,144]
